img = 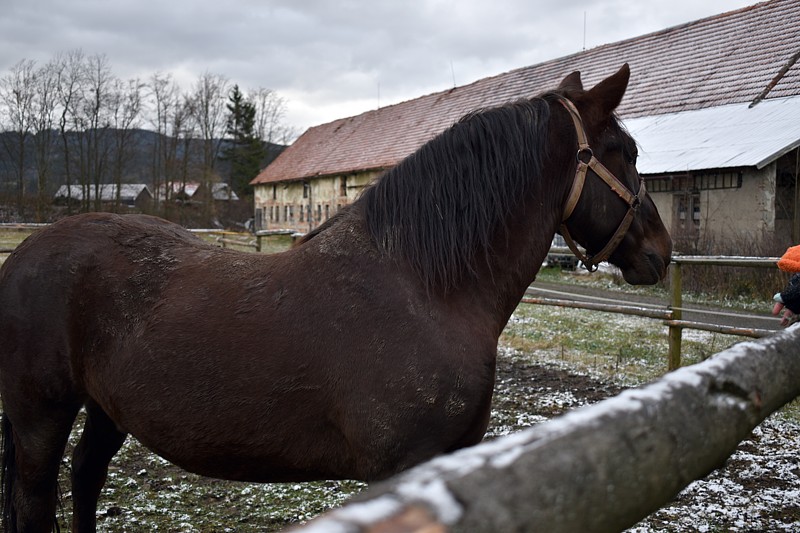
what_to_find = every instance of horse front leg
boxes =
[71,401,127,533]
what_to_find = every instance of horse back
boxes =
[0,213,209,391]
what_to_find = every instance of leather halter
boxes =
[557,97,645,272]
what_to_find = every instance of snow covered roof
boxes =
[627,95,800,174]
[53,184,152,202]
[210,183,238,201]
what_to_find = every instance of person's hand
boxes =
[773,293,799,326]
[772,301,797,326]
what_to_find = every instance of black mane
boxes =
[358,98,551,292]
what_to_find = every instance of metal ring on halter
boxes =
[576,147,593,165]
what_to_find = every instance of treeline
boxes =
[0,50,294,223]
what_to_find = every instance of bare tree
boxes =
[148,72,174,207]
[250,86,295,145]
[53,49,85,214]
[175,92,199,225]
[30,60,59,220]
[0,59,37,216]
[78,53,115,212]
[0,49,296,222]
[147,73,200,220]
[191,71,229,220]
[109,77,144,211]
[171,92,198,220]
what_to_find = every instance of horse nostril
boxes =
[647,252,668,279]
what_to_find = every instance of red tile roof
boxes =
[253,0,800,185]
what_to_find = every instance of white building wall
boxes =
[647,164,777,251]
[253,170,383,233]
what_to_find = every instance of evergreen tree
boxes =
[222,85,265,198]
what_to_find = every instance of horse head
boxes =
[552,64,672,285]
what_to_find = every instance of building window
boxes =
[289,205,294,221]
[255,208,263,231]
[340,176,348,197]
[272,184,277,200]
[648,172,742,193]
[316,204,322,222]
[303,182,309,199]
[300,205,305,222]
[325,204,330,220]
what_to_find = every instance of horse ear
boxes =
[586,63,630,115]
[558,71,583,91]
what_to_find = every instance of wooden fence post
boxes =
[256,234,263,253]
[668,262,682,370]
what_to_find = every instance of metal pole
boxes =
[668,262,683,370]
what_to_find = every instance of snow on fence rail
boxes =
[292,325,800,533]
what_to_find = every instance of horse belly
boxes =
[91,344,495,484]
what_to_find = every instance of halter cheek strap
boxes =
[557,98,645,272]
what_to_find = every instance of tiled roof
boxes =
[253,0,800,185]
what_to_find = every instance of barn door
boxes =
[672,191,700,252]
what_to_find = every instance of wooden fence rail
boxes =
[525,254,781,370]
[292,325,800,533]
[666,255,779,369]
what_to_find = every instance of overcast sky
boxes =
[1,0,760,134]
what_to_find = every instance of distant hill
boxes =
[0,128,286,200]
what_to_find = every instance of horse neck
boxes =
[355,98,576,335]
[449,114,576,334]
[457,184,566,336]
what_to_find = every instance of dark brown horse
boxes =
[0,64,671,532]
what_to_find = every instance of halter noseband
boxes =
[557,97,645,272]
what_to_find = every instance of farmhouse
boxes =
[251,0,800,252]
[156,182,240,204]
[53,184,153,211]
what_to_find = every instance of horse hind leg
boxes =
[70,401,127,532]
[2,403,80,533]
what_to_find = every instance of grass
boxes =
[0,228,31,266]
[535,265,776,314]
[194,232,294,254]
[0,228,296,266]
[501,299,741,387]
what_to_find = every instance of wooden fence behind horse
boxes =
[291,325,800,533]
